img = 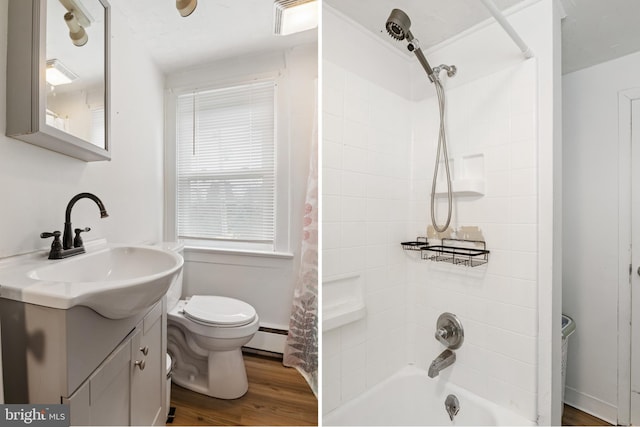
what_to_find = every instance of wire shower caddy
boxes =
[401,237,490,267]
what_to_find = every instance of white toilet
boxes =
[160,242,259,399]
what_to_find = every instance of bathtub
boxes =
[324,366,535,426]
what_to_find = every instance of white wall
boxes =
[165,45,318,334]
[409,58,539,421]
[322,62,412,413]
[563,49,640,424]
[409,1,561,423]
[0,0,165,258]
[322,6,413,414]
[322,1,561,422]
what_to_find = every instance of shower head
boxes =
[385,8,435,81]
[385,8,412,41]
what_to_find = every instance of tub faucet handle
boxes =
[436,325,452,345]
[435,312,464,350]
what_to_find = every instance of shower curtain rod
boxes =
[480,0,534,59]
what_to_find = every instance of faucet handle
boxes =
[436,326,452,346]
[41,231,63,259]
[73,227,91,248]
[435,313,464,350]
[41,231,61,239]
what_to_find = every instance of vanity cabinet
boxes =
[63,303,166,426]
[65,336,132,425]
[131,302,164,426]
[64,302,164,426]
[0,298,166,426]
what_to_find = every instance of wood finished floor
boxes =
[169,353,317,426]
[562,404,612,426]
[170,356,605,427]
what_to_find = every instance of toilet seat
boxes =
[183,295,257,327]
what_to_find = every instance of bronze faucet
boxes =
[41,193,109,259]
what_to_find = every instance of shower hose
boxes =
[430,75,453,233]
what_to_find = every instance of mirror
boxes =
[6,0,111,162]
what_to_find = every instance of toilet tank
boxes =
[155,241,184,311]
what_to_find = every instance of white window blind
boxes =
[176,80,276,245]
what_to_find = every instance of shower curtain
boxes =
[283,81,318,397]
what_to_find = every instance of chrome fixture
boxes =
[386,8,435,82]
[41,193,108,259]
[428,313,464,378]
[176,0,197,17]
[385,8,457,233]
[432,64,457,78]
[428,349,456,378]
[435,312,464,349]
[445,394,460,421]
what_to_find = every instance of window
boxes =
[174,80,277,250]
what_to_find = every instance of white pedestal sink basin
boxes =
[0,239,183,319]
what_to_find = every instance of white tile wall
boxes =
[322,59,412,414]
[406,60,539,420]
[323,57,539,422]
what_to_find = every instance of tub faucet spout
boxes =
[428,349,456,378]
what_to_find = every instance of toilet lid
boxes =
[183,295,257,326]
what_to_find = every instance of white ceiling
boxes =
[560,0,640,74]
[324,0,523,55]
[110,0,317,74]
[323,0,640,75]
[108,0,640,76]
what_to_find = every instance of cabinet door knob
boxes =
[139,346,149,356]
[135,359,145,371]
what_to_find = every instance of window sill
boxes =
[184,245,294,260]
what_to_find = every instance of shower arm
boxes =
[480,0,533,59]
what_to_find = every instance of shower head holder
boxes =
[432,64,457,79]
[406,37,420,52]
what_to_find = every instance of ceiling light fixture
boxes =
[58,0,92,46]
[273,0,318,36]
[64,12,88,46]
[176,0,197,17]
[46,59,78,86]
[58,0,93,26]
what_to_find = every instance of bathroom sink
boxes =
[0,241,183,319]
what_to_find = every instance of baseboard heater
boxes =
[243,325,288,355]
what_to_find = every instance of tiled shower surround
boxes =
[408,59,538,419]
[323,60,413,413]
[322,55,539,420]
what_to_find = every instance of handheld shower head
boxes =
[386,8,412,41]
[385,8,434,80]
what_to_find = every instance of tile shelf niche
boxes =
[322,273,366,331]
[434,153,485,197]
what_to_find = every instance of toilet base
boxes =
[171,348,249,399]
